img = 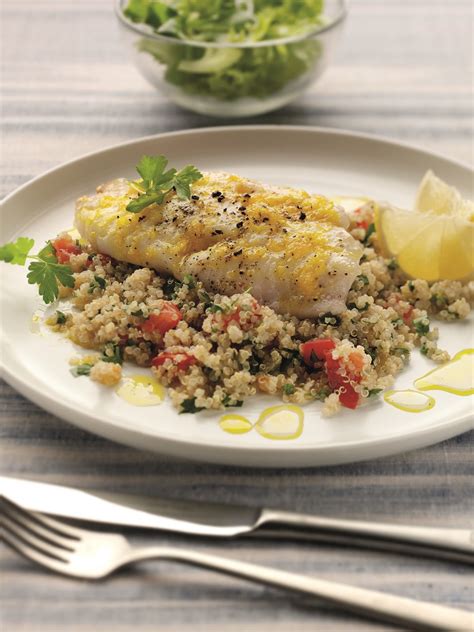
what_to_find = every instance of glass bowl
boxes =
[115,0,347,118]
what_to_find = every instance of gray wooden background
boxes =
[1,1,473,630]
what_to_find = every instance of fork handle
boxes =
[254,510,474,564]
[127,546,473,631]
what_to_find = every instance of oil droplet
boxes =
[414,349,473,396]
[255,405,304,440]
[384,389,435,413]
[219,414,253,435]
[116,374,165,406]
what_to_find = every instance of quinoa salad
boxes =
[44,199,473,416]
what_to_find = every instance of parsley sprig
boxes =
[127,155,203,213]
[0,238,74,304]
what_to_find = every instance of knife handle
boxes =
[254,510,474,564]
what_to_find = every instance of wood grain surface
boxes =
[1,1,473,630]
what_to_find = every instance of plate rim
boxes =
[1,125,473,466]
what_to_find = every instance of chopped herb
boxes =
[367,347,378,362]
[88,275,106,293]
[363,223,375,244]
[318,313,341,326]
[222,394,244,408]
[198,289,212,305]
[248,354,261,375]
[163,277,182,298]
[126,155,202,213]
[387,259,398,271]
[413,317,430,335]
[391,318,403,327]
[368,388,383,397]
[183,274,196,289]
[179,397,205,414]
[408,281,415,291]
[70,363,93,377]
[430,293,447,307]
[357,274,369,286]
[208,303,226,313]
[347,302,369,312]
[283,383,296,395]
[420,343,429,356]
[131,309,144,317]
[55,310,67,324]
[315,387,331,401]
[101,343,123,365]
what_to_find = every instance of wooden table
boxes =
[1,1,473,630]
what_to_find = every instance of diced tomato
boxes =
[118,334,129,347]
[222,299,261,330]
[222,310,241,328]
[300,338,361,409]
[403,306,414,325]
[355,219,369,230]
[141,302,182,335]
[52,235,82,264]
[152,351,196,371]
[338,383,360,409]
[300,338,336,366]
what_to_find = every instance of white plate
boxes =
[1,126,473,467]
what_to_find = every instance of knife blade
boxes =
[0,476,260,537]
[1,476,473,564]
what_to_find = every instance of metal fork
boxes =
[1,496,472,632]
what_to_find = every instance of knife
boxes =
[1,476,472,564]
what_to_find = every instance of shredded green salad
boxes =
[124,0,325,101]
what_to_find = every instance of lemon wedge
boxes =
[415,170,474,220]
[376,173,474,281]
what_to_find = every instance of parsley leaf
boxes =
[101,343,123,365]
[413,317,430,335]
[0,237,35,264]
[179,397,205,414]
[174,165,203,199]
[127,155,203,213]
[368,388,383,397]
[283,383,296,395]
[70,363,94,377]
[1,237,74,304]
[55,310,67,324]
[27,260,73,304]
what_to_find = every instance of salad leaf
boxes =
[126,0,325,101]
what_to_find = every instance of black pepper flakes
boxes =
[217,195,225,203]
[233,249,243,257]
[299,212,306,220]
[191,195,200,200]
[211,191,222,198]
[236,221,244,229]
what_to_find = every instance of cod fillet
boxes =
[75,172,363,317]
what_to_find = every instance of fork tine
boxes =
[0,497,77,551]
[1,514,70,566]
[0,495,83,540]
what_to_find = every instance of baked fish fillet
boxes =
[75,172,363,317]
